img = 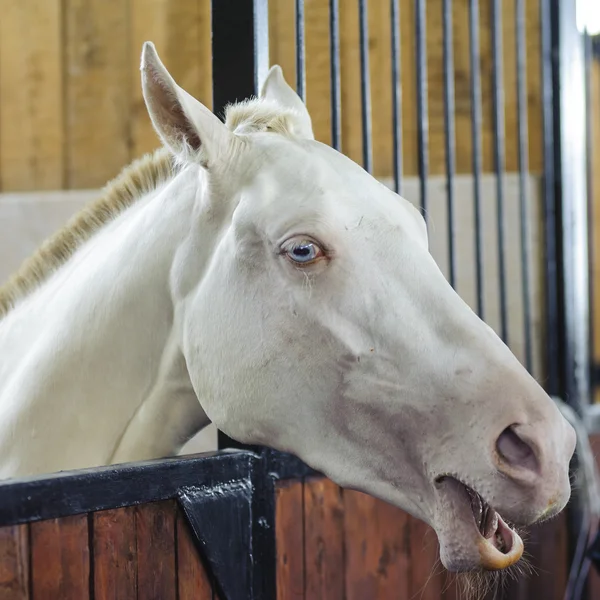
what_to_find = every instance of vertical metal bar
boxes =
[442,0,456,288]
[415,0,429,220]
[329,0,342,151]
[540,0,560,395]
[295,0,306,102]
[515,0,532,372]
[391,0,403,195]
[358,0,373,173]
[212,0,269,118]
[551,0,589,581]
[491,0,508,342]
[555,0,590,417]
[584,31,594,402]
[468,0,484,318]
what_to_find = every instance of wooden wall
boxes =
[275,478,576,600]
[0,500,214,599]
[0,0,547,193]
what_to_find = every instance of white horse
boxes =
[0,42,575,574]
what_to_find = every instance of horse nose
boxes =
[494,419,576,486]
[495,425,539,476]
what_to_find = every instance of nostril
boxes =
[496,425,539,473]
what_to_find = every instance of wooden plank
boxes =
[519,514,568,600]
[275,480,304,600]
[135,500,177,600]
[30,514,90,599]
[64,0,131,189]
[0,0,64,191]
[343,489,410,600]
[93,507,137,600]
[176,508,214,600]
[407,516,444,600]
[303,477,344,599]
[0,525,29,600]
[130,0,212,159]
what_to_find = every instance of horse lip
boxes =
[434,475,524,571]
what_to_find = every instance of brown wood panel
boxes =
[0,0,64,191]
[130,0,212,160]
[303,477,345,599]
[64,0,131,189]
[176,509,214,600]
[343,489,410,600]
[407,517,444,600]
[135,500,177,600]
[275,480,305,600]
[93,506,137,600]
[0,525,29,600]
[30,514,90,600]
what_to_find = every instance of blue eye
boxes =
[283,238,324,265]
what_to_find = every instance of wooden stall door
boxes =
[0,501,215,600]
[276,477,574,600]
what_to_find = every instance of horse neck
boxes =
[0,167,210,479]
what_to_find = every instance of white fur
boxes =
[0,42,576,572]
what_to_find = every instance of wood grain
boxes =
[343,489,410,600]
[0,525,29,600]
[0,0,64,191]
[129,0,212,160]
[407,517,444,600]
[64,0,131,189]
[30,514,90,599]
[303,477,345,599]
[93,506,137,600]
[176,508,214,600]
[135,500,177,600]
[275,480,304,600]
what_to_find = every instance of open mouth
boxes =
[437,477,524,571]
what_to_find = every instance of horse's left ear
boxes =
[260,66,314,140]
[140,42,233,166]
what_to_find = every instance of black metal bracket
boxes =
[178,478,255,600]
[176,448,316,600]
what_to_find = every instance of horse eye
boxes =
[282,238,324,265]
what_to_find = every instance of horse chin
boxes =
[433,476,524,572]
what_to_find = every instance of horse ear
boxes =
[260,66,314,140]
[140,42,231,165]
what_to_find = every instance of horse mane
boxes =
[0,98,296,318]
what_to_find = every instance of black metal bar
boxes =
[540,0,560,395]
[295,0,306,102]
[211,0,269,119]
[469,0,484,318]
[391,0,403,195]
[358,0,373,173]
[0,451,254,526]
[516,0,533,372]
[329,0,342,150]
[491,0,508,342]
[442,0,456,287]
[415,0,429,221]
